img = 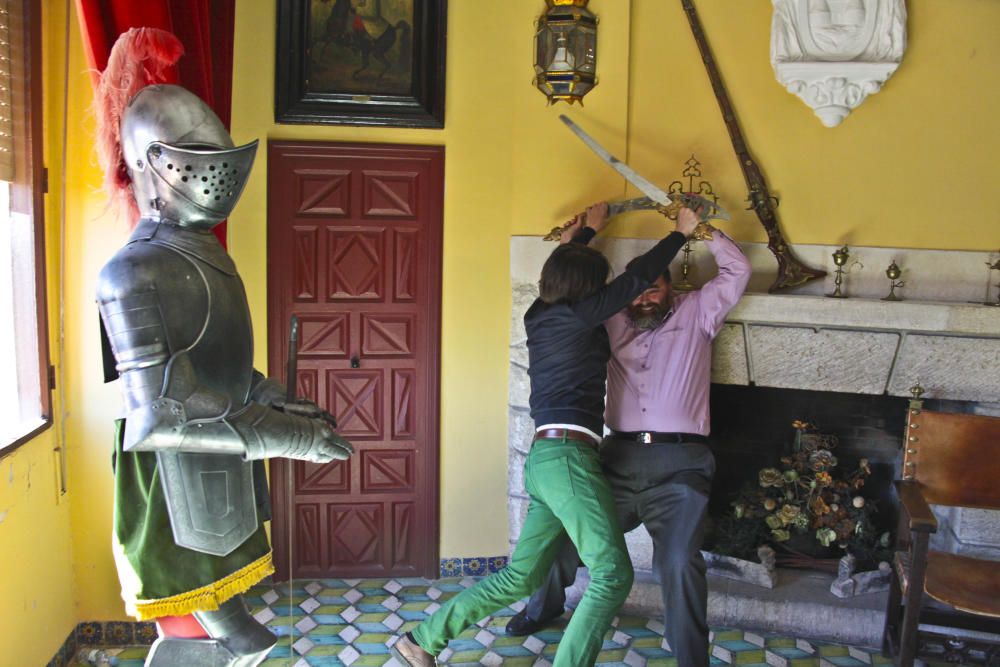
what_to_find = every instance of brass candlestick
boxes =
[985,253,1000,306]
[667,155,721,292]
[674,241,696,292]
[828,246,850,298]
[882,260,905,301]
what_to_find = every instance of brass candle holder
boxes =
[985,253,1000,306]
[828,246,849,298]
[668,155,720,293]
[673,241,696,292]
[882,260,904,301]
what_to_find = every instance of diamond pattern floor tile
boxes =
[70,577,902,666]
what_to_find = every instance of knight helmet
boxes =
[120,84,257,228]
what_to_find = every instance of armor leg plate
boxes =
[195,595,276,659]
[144,638,271,667]
[144,637,235,667]
[146,597,275,667]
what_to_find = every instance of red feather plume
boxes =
[93,28,184,227]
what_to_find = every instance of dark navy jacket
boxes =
[525,229,687,435]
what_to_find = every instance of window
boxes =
[0,0,51,452]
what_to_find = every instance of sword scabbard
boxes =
[286,315,299,405]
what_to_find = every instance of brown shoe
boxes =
[390,632,435,666]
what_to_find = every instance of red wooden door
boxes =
[267,141,443,579]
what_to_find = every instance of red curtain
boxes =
[75,0,236,243]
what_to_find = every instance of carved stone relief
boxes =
[771,0,907,127]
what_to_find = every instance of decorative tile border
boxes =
[44,627,76,667]
[440,555,508,578]
[46,621,157,667]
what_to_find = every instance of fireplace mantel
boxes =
[510,236,1000,403]
[731,293,999,336]
[718,293,1000,402]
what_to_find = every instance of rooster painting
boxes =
[309,0,413,94]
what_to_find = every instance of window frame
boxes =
[2,0,52,456]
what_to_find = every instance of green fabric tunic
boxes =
[111,420,273,620]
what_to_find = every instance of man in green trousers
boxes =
[390,203,697,666]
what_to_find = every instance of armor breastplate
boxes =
[100,219,259,556]
[136,220,255,406]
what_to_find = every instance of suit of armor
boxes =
[96,84,352,666]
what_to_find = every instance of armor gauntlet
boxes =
[101,288,351,463]
[228,403,351,462]
[124,356,352,463]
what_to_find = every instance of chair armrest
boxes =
[894,480,938,533]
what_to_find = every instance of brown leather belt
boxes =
[533,428,599,448]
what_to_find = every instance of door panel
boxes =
[267,141,443,579]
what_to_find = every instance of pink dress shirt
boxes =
[604,232,752,436]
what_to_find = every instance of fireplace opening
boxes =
[702,383,980,569]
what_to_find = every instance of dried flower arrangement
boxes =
[712,421,891,570]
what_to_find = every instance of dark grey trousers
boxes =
[524,435,715,667]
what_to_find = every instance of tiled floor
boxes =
[72,576,900,666]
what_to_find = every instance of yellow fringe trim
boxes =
[126,552,275,621]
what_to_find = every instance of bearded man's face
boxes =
[627,276,673,330]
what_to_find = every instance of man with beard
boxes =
[505,222,752,667]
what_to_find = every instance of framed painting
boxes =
[275,0,446,128]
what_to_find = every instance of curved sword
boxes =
[609,195,730,222]
[560,115,673,208]
[559,115,731,223]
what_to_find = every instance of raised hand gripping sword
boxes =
[547,115,730,242]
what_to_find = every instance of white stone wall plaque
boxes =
[771,0,907,127]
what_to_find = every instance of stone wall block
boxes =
[509,361,531,409]
[507,495,530,546]
[508,407,534,456]
[511,282,537,338]
[954,508,1000,548]
[749,326,898,394]
[711,323,750,385]
[508,447,526,498]
[510,340,529,370]
[888,335,1000,401]
[624,525,654,572]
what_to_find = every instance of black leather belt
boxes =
[533,428,599,447]
[609,430,708,445]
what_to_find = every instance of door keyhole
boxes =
[351,355,361,369]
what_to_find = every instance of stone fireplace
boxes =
[507,235,1000,646]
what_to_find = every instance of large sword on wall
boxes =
[680,0,825,293]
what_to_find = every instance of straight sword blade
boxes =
[560,115,673,208]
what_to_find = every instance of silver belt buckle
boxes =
[639,432,652,444]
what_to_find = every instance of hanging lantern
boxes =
[533,0,598,105]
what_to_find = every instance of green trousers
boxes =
[412,436,634,667]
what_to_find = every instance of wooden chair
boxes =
[882,392,1000,666]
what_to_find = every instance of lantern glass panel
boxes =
[549,30,576,72]
[572,26,597,74]
[535,26,551,76]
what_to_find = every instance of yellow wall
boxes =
[0,437,77,662]
[512,1,1000,248]
[60,0,132,622]
[19,0,999,626]
[0,0,78,661]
